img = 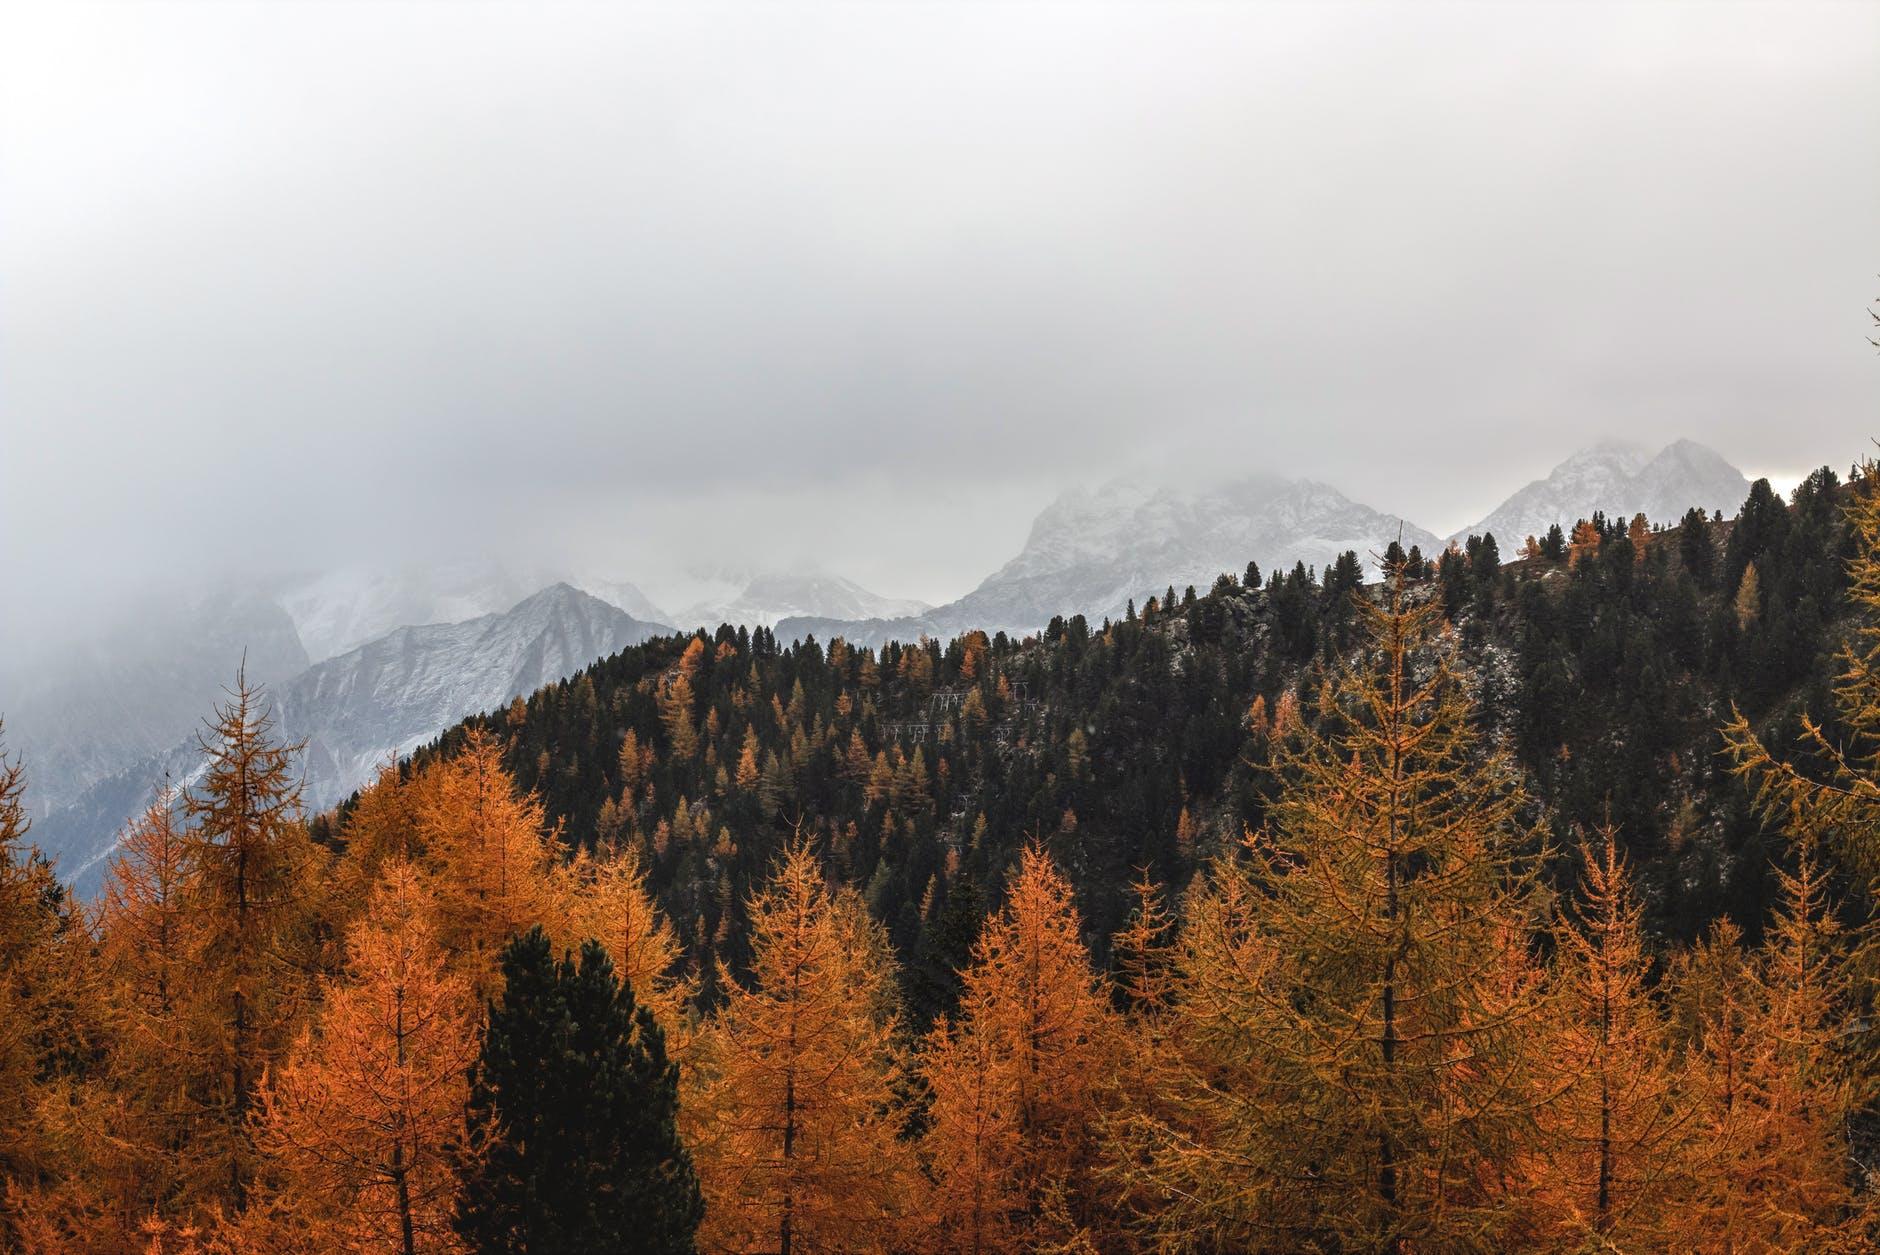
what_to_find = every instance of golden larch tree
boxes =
[688,842,914,1254]
[917,845,1121,1251]
[0,725,100,1237]
[251,861,480,1255]
[554,838,695,1045]
[1134,581,1551,1251]
[177,670,325,1212]
[1628,511,1652,558]
[1111,869,1178,1021]
[1734,562,1762,629]
[1109,850,1284,1249]
[661,670,701,763]
[409,728,555,992]
[91,787,204,1234]
[1569,517,1602,567]
[1525,824,1694,1247]
[1669,849,1873,1252]
[330,758,421,912]
[735,726,761,793]
[100,786,195,1023]
[918,1015,1021,1255]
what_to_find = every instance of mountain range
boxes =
[777,475,1445,648]
[6,437,1757,888]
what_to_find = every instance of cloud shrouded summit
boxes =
[2,2,1876,660]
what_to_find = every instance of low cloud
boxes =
[3,1,1876,655]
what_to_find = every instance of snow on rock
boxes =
[1454,439,1749,548]
[779,474,1441,648]
[271,583,664,813]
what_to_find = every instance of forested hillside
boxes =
[380,467,1853,1004]
[4,464,1876,1253]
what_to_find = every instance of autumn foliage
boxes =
[687,841,915,1253]
[251,862,479,1254]
[7,482,1880,1251]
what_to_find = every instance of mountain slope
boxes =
[1455,439,1749,547]
[779,475,1440,646]
[273,583,666,812]
[35,584,667,894]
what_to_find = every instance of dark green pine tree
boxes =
[905,873,985,1034]
[1541,522,1567,560]
[1678,506,1716,588]
[457,927,703,1255]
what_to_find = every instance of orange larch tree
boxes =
[177,670,326,1213]
[553,838,695,1046]
[100,787,195,1025]
[1569,517,1602,568]
[1111,869,1178,1022]
[917,845,1121,1252]
[917,1013,1021,1255]
[251,861,481,1255]
[1108,848,1282,1249]
[0,725,101,1241]
[1126,581,1552,1253]
[409,728,555,993]
[87,787,204,1236]
[1669,848,1873,1252]
[329,758,421,914]
[661,668,701,764]
[688,842,914,1254]
[1526,824,1694,1247]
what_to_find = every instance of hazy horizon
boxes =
[4,2,1877,654]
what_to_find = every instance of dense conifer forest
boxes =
[4,465,1879,1252]
[402,466,1855,982]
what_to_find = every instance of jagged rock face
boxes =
[1454,439,1749,547]
[34,584,663,896]
[779,475,1442,648]
[4,562,586,819]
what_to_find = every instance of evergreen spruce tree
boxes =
[906,871,984,1034]
[457,927,702,1255]
[1542,521,1567,560]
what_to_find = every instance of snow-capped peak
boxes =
[1453,439,1749,546]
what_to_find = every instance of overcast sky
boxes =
[3,1,1877,641]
